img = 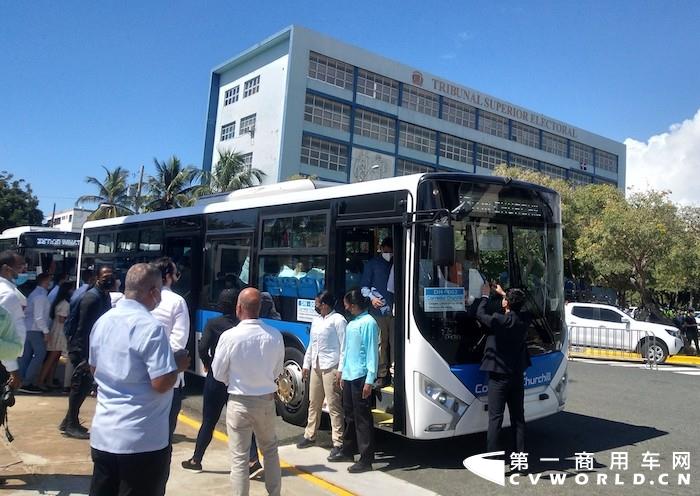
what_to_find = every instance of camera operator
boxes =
[0,250,28,392]
[0,304,23,486]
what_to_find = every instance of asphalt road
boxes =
[181,359,700,496]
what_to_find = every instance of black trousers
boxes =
[169,386,183,441]
[486,372,526,455]
[64,353,93,426]
[341,376,374,465]
[90,446,171,496]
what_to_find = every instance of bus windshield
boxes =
[414,178,565,365]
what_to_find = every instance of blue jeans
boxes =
[193,371,258,463]
[20,331,47,386]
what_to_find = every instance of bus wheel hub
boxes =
[277,360,304,409]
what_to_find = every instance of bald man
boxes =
[212,287,284,496]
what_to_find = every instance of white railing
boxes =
[568,325,664,368]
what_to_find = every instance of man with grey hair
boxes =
[88,263,190,496]
[212,287,284,496]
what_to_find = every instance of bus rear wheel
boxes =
[275,346,309,426]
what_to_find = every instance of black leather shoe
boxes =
[327,451,354,462]
[296,437,315,449]
[347,462,372,473]
[63,424,90,440]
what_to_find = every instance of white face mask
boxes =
[382,253,392,262]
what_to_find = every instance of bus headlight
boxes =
[420,374,468,430]
[553,371,567,407]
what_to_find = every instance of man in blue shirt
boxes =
[88,263,190,496]
[360,237,393,386]
[329,289,379,473]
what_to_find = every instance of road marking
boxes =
[178,413,356,496]
[572,357,699,376]
[674,371,700,376]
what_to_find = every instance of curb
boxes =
[569,348,700,367]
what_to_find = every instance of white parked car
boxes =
[566,302,683,363]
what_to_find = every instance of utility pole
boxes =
[136,164,145,213]
[50,202,56,228]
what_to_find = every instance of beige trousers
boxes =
[304,365,344,447]
[226,394,281,496]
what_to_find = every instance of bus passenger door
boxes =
[335,223,405,434]
[165,235,203,373]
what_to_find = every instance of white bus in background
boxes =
[77,173,568,439]
[0,226,80,288]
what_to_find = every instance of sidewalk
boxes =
[0,394,337,495]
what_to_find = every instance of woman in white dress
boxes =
[37,281,73,389]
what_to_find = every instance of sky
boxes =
[1,1,699,215]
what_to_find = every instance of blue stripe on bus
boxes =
[195,309,311,348]
[451,351,564,397]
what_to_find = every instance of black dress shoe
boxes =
[63,424,90,440]
[347,462,372,473]
[327,451,354,462]
[296,437,315,449]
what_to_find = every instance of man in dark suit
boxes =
[476,282,531,456]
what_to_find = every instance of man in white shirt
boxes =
[151,257,190,439]
[212,287,284,496]
[0,250,27,391]
[89,263,190,496]
[19,272,51,393]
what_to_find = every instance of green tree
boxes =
[205,149,265,194]
[577,190,680,313]
[144,156,204,211]
[76,166,134,220]
[0,171,43,231]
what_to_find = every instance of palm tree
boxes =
[206,148,265,194]
[76,166,135,220]
[144,156,204,211]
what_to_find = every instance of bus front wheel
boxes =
[276,346,309,426]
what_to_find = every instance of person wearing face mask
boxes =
[359,237,393,387]
[60,265,114,439]
[88,263,190,496]
[0,250,28,392]
[328,289,378,473]
[18,272,52,393]
[296,290,346,456]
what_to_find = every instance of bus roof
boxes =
[82,172,559,230]
[0,226,76,239]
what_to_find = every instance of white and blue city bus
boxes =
[77,173,567,439]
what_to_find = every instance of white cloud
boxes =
[624,108,700,205]
[440,52,457,60]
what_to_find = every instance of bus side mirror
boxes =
[431,224,455,267]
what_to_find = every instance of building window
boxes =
[541,162,567,180]
[356,69,399,104]
[440,134,473,164]
[595,177,618,186]
[402,84,439,117]
[442,97,477,129]
[478,111,509,139]
[304,94,351,132]
[399,122,436,155]
[509,153,539,171]
[242,153,253,170]
[240,114,257,135]
[476,144,508,170]
[243,76,260,98]
[542,131,567,157]
[569,170,593,186]
[224,86,239,106]
[570,141,594,166]
[308,52,354,90]
[395,159,434,176]
[353,108,396,143]
[596,150,618,173]
[300,135,348,173]
[511,122,539,148]
[221,121,236,141]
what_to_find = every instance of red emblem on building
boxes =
[412,71,424,86]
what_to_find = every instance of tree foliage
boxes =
[76,166,134,220]
[203,148,265,194]
[0,171,44,231]
[144,156,204,211]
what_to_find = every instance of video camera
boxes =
[0,383,15,442]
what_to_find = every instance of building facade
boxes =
[44,208,90,232]
[203,26,625,189]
